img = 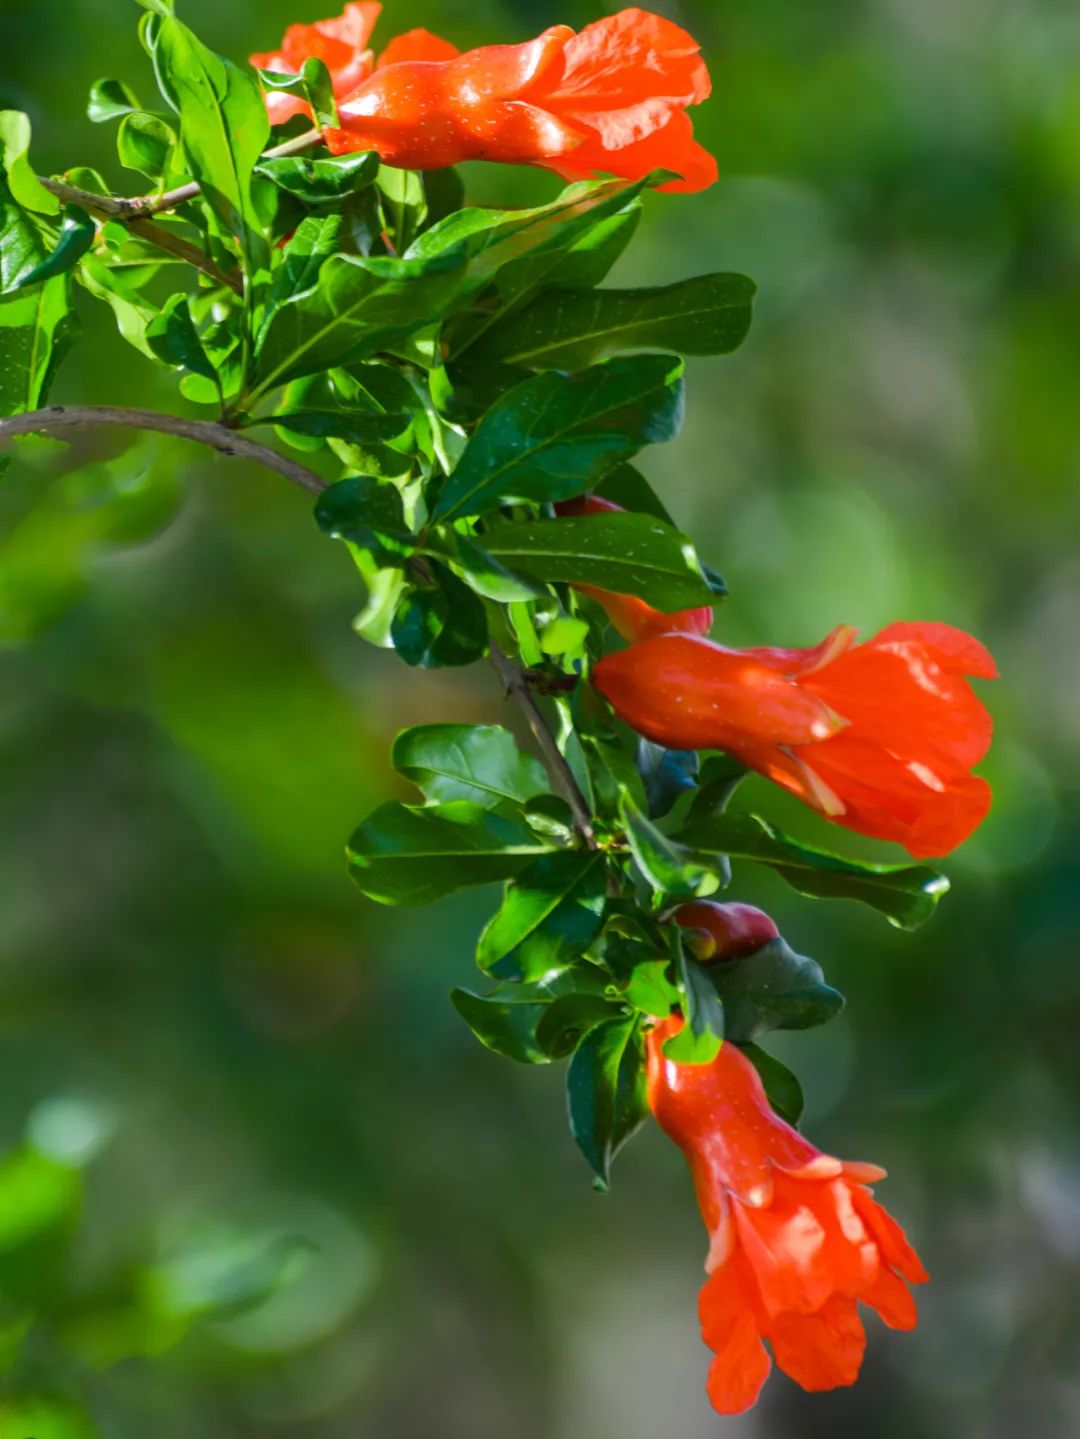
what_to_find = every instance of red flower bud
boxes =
[320,9,716,192]
[672,900,780,961]
[646,1016,927,1415]
[555,494,713,642]
[593,622,997,858]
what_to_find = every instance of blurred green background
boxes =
[1,0,1078,1434]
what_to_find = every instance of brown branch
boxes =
[489,641,597,848]
[0,405,328,497]
[37,128,323,223]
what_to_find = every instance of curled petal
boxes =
[376,29,461,68]
[872,621,999,679]
[705,1311,772,1415]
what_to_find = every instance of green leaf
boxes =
[117,111,177,180]
[255,150,379,204]
[9,205,95,291]
[536,994,620,1059]
[683,755,749,825]
[149,15,269,277]
[450,987,549,1065]
[678,812,950,929]
[566,1015,647,1187]
[639,742,699,819]
[430,531,544,603]
[433,355,685,522]
[474,273,757,371]
[377,167,427,254]
[392,723,548,808]
[348,801,554,905]
[0,187,45,293]
[741,1042,805,1126]
[254,248,467,394]
[77,252,162,357]
[707,937,845,1042]
[476,851,607,982]
[475,510,716,609]
[88,77,142,123]
[622,958,679,1018]
[146,292,219,383]
[620,795,723,900]
[391,565,489,668]
[664,937,726,1064]
[0,276,77,419]
[268,408,407,447]
[595,462,675,525]
[258,58,338,129]
[0,111,59,214]
[315,476,413,569]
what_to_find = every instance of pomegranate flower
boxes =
[593,622,997,858]
[555,495,713,642]
[647,1015,927,1414]
[250,4,458,127]
[325,8,717,193]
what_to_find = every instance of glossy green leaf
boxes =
[117,111,177,180]
[620,795,723,899]
[595,462,675,525]
[707,937,845,1041]
[474,510,717,609]
[254,248,467,394]
[476,851,607,982]
[566,1015,647,1187]
[678,812,950,929]
[149,15,269,277]
[664,938,726,1064]
[9,205,94,291]
[88,77,142,123]
[430,531,544,603]
[146,293,218,383]
[741,1042,805,1126]
[450,987,550,1065]
[0,111,59,214]
[622,958,679,1018]
[391,565,489,668]
[348,801,553,905]
[0,275,77,418]
[315,477,413,573]
[474,272,757,371]
[377,167,427,254]
[433,355,685,522]
[683,755,750,826]
[392,724,548,808]
[255,150,379,204]
[0,190,46,294]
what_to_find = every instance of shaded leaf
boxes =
[255,150,379,204]
[450,987,549,1065]
[741,1042,805,1126]
[9,205,95,291]
[146,292,218,383]
[707,937,845,1042]
[347,801,554,905]
[620,795,724,899]
[0,275,77,419]
[390,565,488,668]
[566,1015,647,1187]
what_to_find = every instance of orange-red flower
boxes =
[325,8,717,193]
[250,4,459,127]
[555,495,713,642]
[646,1015,927,1414]
[593,622,997,858]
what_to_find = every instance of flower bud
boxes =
[672,900,780,962]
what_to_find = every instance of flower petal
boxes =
[769,1294,867,1392]
[377,29,461,68]
[872,621,999,680]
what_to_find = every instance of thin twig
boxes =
[37,128,323,223]
[489,641,597,848]
[0,405,327,497]
[2,403,595,843]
